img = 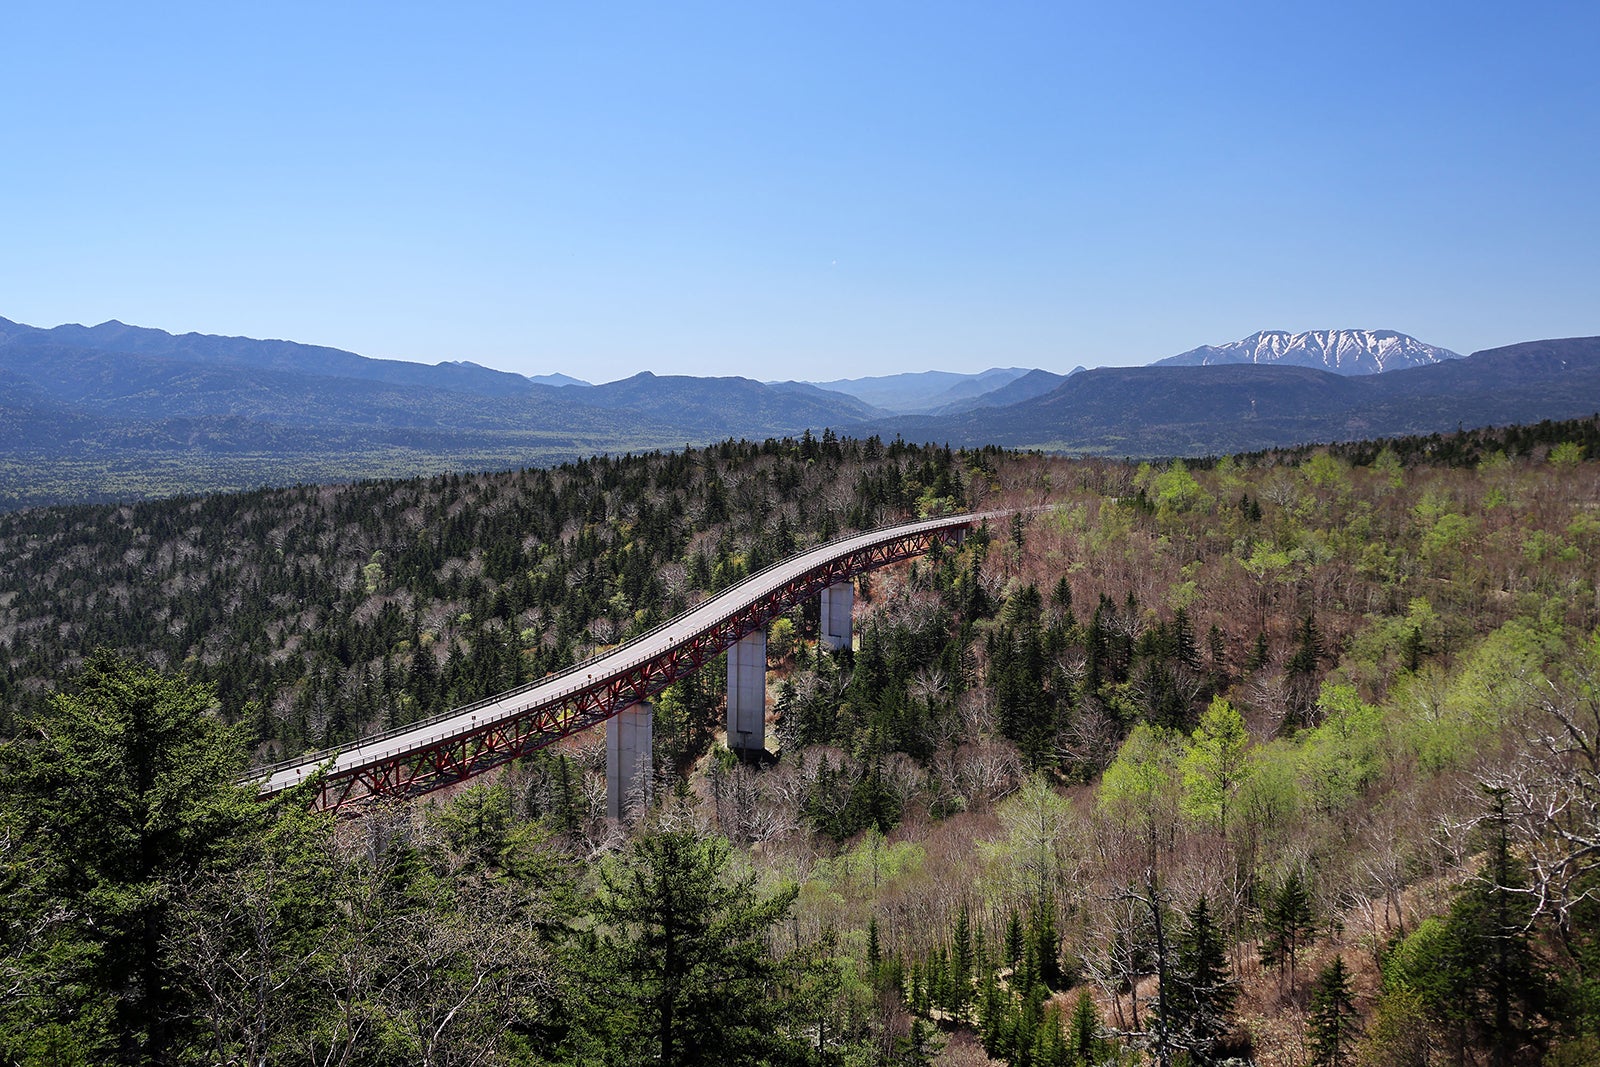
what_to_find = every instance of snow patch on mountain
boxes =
[1155,330,1463,375]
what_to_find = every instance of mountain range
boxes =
[796,368,1034,413]
[866,337,1600,456]
[1155,329,1462,375]
[0,316,1594,508]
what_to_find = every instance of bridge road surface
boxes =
[255,510,1007,802]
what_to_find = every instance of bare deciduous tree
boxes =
[1487,665,1600,934]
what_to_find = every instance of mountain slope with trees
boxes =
[3,423,1600,1064]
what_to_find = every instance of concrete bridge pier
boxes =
[820,580,854,652]
[727,630,767,757]
[606,702,654,821]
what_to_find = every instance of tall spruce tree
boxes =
[1066,987,1106,1067]
[1450,788,1548,1066]
[1308,955,1359,1067]
[0,651,261,1064]
[1383,789,1553,1066]
[585,827,805,1067]
[1260,869,1317,995]
[1164,895,1237,1064]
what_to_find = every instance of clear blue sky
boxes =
[3,1,1595,383]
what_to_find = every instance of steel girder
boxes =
[291,523,968,810]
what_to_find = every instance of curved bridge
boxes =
[256,510,999,809]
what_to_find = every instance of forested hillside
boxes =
[0,432,969,756]
[2,427,1598,1065]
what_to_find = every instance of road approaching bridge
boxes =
[253,510,1002,810]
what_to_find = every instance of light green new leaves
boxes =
[1179,697,1251,839]
[1099,724,1184,860]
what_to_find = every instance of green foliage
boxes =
[1308,955,1359,1067]
[1259,869,1316,994]
[1393,617,1558,773]
[768,615,797,661]
[1301,452,1352,495]
[1295,684,1385,815]
[1419,510,1475,566]
[1371,445,1405,488]
[980,775,1076,907]
[1549,440,1586,467]
[1380,915,1453,1006]
[1338,597,1441,690]
[584,828,807,1067]
[1233,740,1301,858]
[1135,460,1215,516]
[1099,724,1184,861]
[1357,986,1435,1067]
[0,651,260,1062]
[1179,696,1251,839]
[1163,895,1237,1061]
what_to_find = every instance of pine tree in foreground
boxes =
[587,828,805,1067]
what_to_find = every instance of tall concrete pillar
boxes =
[821,580,854,652]
[726,630,767,756]
[606,702,654,821]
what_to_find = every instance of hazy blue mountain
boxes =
[767,380,891,419]
[797,367,1033,413]
[927,367,1075,414]
[0,317,547,398]
[576,372,881,434]
[1155,329,1462,375]
[0,317,878,438]
[0,334,575,430]
[532,372,592,387]
[3,312,1595,507]
[0,316,890,506]
[914,368,1040,410]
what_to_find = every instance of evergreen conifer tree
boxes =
[1032,896,1064,991]
[0,652,260,1063]
[1006,909,1026,971]
[587,827,803,1067]
[1308,955,1359,1067]
[1165,895,1237,1061]
[1260,870,1317,995]
[1442,787,1549,1065]
[1067,987,1105,1067]
[952,903,975,1014]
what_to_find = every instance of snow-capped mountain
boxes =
[1154,330,1463,376]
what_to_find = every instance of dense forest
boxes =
[2,424,1598,1066]
[0,431,971,754]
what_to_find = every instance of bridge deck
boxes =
[255,510,1000,805]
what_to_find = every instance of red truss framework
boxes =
[272,519,975,811]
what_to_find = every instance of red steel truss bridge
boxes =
[253,510,1003,810]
